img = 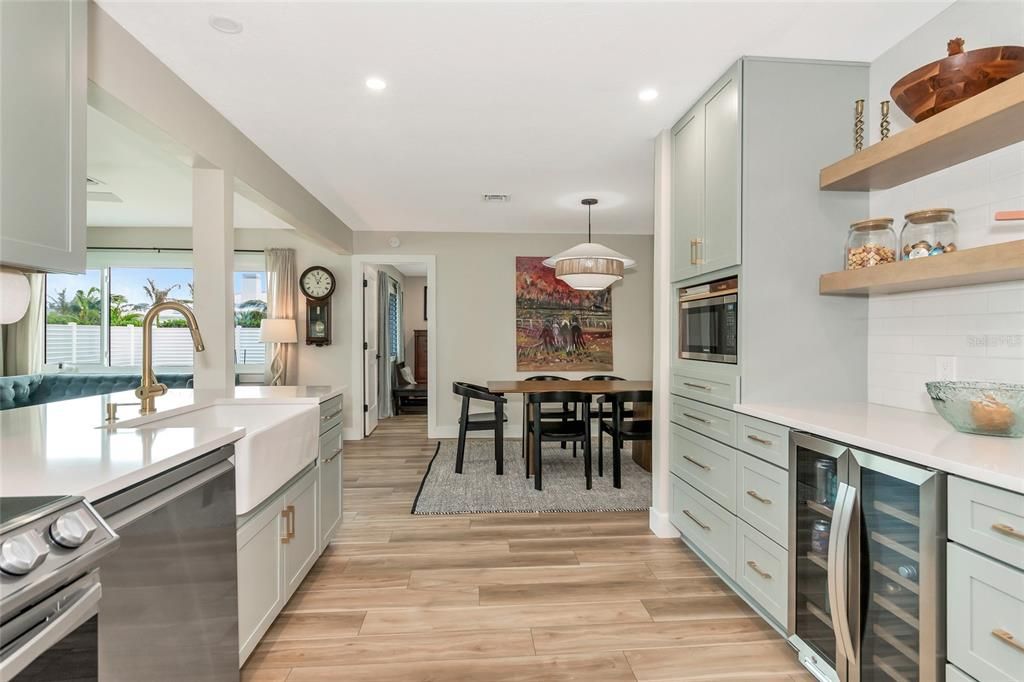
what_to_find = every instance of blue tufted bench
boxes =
[0,373,194,410]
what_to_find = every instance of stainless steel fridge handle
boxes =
[832,482,858,668]
[826,484,848,663]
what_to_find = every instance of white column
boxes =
[650,130,675,538]
[192,165,234,389]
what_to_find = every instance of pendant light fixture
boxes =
[543,198,635,291]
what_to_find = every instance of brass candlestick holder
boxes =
[880,100,891,140]
[854,99,865,151]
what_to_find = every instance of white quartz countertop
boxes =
[735,402,1024,493]
[0,385,345,502]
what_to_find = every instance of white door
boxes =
[363,265,379,436]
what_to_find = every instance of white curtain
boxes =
[378,274,394,418]
[264,248,297,385]
[2,274,44,376]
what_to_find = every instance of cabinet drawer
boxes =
[736,453,789,548]
[948,543,1024,681]
[671,395,737,447]
[945,664,975,682]
[319,395,343,435]
[669,423,738,513]
[735,520,788,627]
[670,368,737,409]
[737,415,789,469]
[319,423,343,462]
[949,477,1024,569]
[670,477,736,578]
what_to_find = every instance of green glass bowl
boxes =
[926,381,1024,438]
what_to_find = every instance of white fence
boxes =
[46,324,265,367]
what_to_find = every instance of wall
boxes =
[403,276,427,376]
[866,0,1024,412]
[353,231,654,435]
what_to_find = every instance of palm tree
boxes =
[70,287,101,325]
[48,289,72,316]
[141,278,181,325]
[235,299,267,328]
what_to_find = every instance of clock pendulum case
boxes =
[299,265,335,346]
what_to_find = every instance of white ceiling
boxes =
[87,105,293,230]
[97,1,950,235]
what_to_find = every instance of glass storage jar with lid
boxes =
[846,217,897,270]
[901,208,958,260]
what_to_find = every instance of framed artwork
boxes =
[515,256,613,371]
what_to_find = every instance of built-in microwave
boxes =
[678,276,738,364]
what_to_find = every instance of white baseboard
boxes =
[648,508,677,538]
[342,427,362,441]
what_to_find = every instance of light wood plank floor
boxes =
[242,414,812,681]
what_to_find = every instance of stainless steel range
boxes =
[0,496,118,680]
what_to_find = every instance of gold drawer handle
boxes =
[747,560,772,579]
[746,490,772,505]
[683,455,711,471]
[683,382,712,391]
[992,628,1024,654]
[321,409,343,422]
[280,509,291,544]
[746,434,773,446]
[682,509,710,531]
[694,238,705,265]
[690,239,697,265]
[683,412,712,425]
[992,523,1024,541]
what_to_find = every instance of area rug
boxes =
[412,438,652,514]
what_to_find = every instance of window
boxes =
[109,267,194,368]
[43,250,267,374]
[45,270,104,366]
[388,291,399,359]
[234,271,267,368]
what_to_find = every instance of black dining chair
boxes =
[582,374,634,427]
[526,391,592,491]
[599,390,652,488]
[523,375,578,456]
[452,382,508,475]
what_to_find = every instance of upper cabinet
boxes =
[0,0,87,274]
[671,63,741,282]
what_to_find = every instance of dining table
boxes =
[486,380,654,478]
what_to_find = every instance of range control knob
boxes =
[49,510,97,549]
[0,531,49,576]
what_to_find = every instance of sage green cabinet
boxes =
[0,0,86,273]
[670,62,741,282]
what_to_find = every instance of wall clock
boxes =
[299,265,335,346]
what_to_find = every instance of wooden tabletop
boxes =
[487,380,653,394]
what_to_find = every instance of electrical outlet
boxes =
[935,356,957,381]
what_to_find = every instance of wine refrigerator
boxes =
[789,432,946,682]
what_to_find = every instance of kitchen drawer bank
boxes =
[669,402,791,632]
[237,394,345,664]
[947,477,1024,681]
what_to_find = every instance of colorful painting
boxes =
[515,256,613,371]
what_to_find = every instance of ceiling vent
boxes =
[482,193,510,203]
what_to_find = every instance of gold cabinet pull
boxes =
[683,455,711,471]
[683,382,712,391]
[690,239,697,265]
[992,628,1024,654]
[287,505,296,539]
[747,560,772,579]
[992,523,1024,541]
[683,412,711,424]
[746,434,773,446]
[280,509,291,544]
[694,238,705,265]
[682,509,710,531]
[746,490,772,505]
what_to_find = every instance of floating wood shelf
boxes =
[820,76,1024,191]
[820,240,1024,296]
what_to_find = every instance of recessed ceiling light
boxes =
[209,15,243,34]
[638,88,658,102]
[365,76,387,91]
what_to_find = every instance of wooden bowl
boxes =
[891,38,1024,122]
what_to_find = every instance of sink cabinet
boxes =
[237,464,318,663]
[0,0,86,273]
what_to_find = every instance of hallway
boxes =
[242,415,810,681]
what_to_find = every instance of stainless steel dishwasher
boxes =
[92,444,239,682]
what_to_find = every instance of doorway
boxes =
[354,255,436,440]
